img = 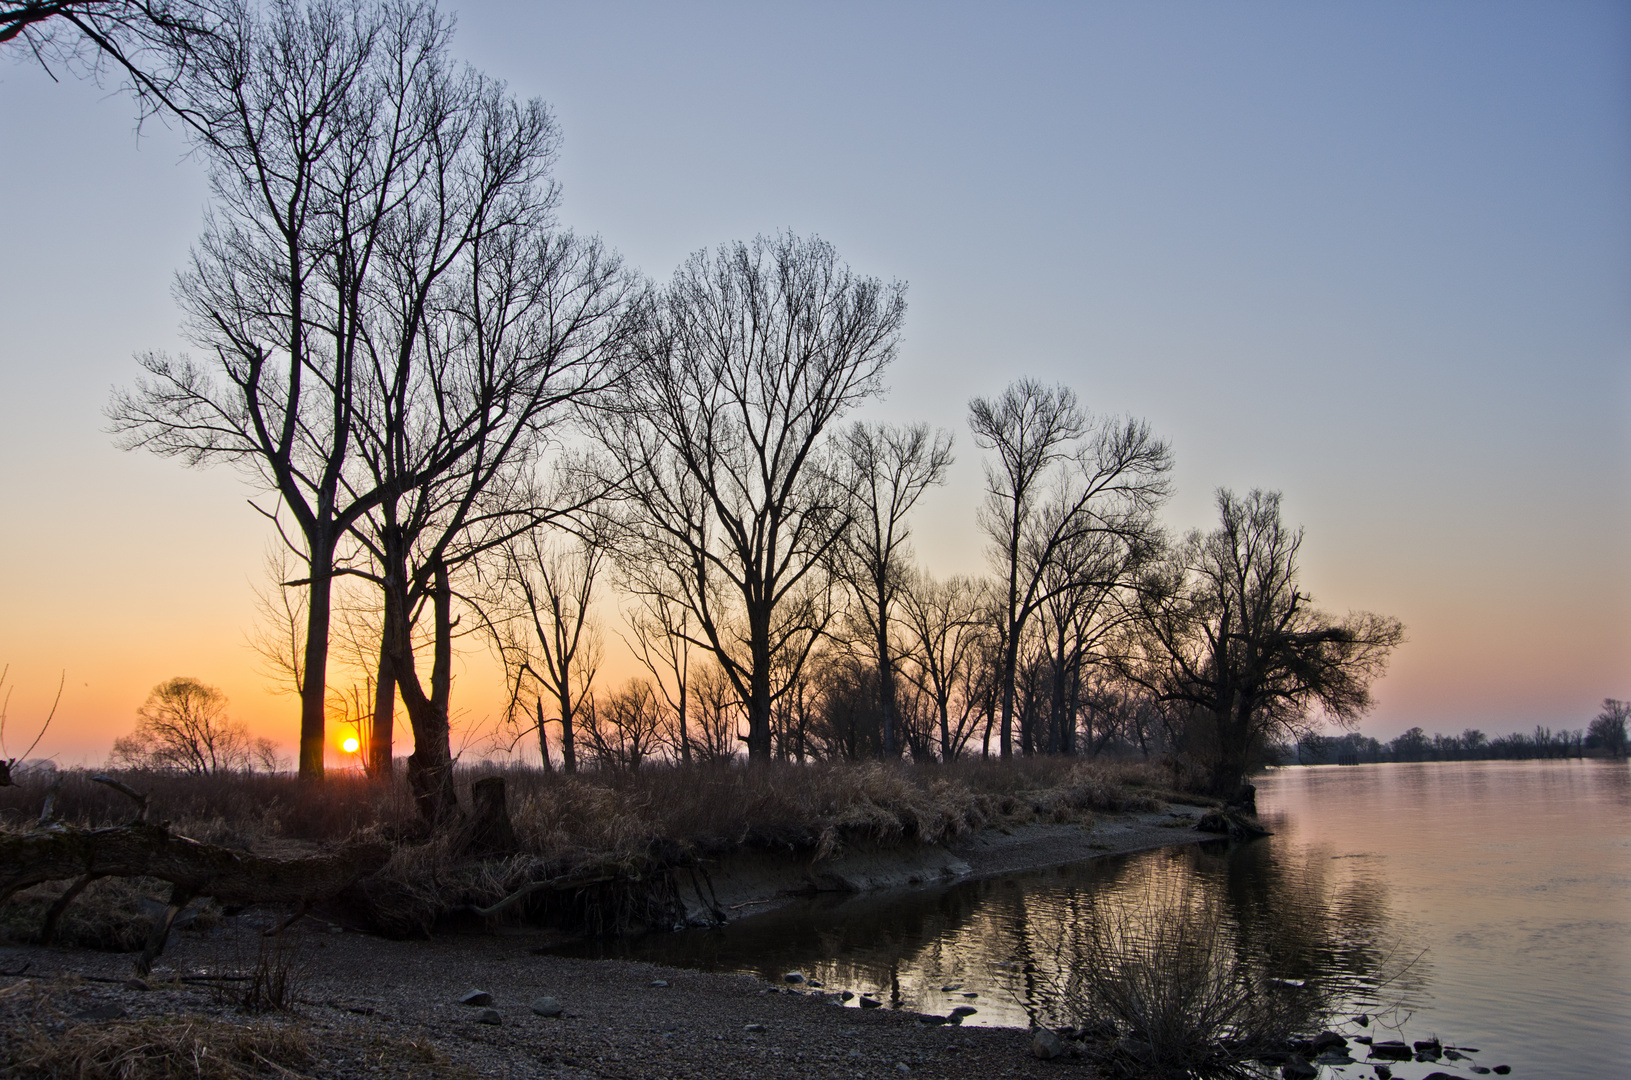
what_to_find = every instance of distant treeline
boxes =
[1276,700,1629,765]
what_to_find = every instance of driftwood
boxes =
[0,823,390,974]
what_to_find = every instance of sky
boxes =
[1,1,1627,765]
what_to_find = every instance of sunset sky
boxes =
[1,1,1627,765]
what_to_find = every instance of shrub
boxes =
[1056,877,1331,1078]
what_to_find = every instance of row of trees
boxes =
[1287,700,1630,764]
[16,1,1404,815]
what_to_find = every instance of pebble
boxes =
[458,990,493,1007]
[783,971,805,984]
[530,997,564,1018]
[896,1062,911,1074]
[1031,1028,1065,1060]
[650,980,669,988]
[743,1023,765,1033]
[474,1008,502,1025]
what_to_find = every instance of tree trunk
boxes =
[536,698,552,772]
[746,606,773,762]
[298,535,334,782]
[369,601,395,779]
[389,561,458,826]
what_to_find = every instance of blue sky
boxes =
[1,1,1627,758]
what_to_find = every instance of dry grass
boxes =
[0,980,475,1080]
[3,756,1166,941]
[1055,877,1332,1078]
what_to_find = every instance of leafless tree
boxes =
[969,380,1172,758]
[582,680,664,772]
[623,593,694,765]
[898,571,992,761]
[493,528,603,776]
[687,661,740,764]
[110,676,264,774]
[1124,489,1404,794]
[2,1,225,131]
[109,0,457,780]
[831,421,953,757]
[599,233,905,762]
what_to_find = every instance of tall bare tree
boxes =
[968,380,1172,757]
[110,0,463,780]
[1125,489,1404,794]
[599,233,905,762]
[832,421,953,757]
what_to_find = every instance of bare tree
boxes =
[582,680,663,772]
[969,380,1172,758]
[687,661,740,763]
[2,1,225,131]
[109,0,459,780]
[1125,489,1404,795]
[832,421,953,757]
[897,571,991,761]
[623,594,694,765]
[599,233,905,762]
[494,528,604,776]
[110,676,262,774]
[1589,699,1628,759]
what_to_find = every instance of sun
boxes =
[341,736,360,754]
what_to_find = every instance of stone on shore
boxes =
[530,997,564,1017]
[458,989,493,1007]
[474,1008,502,1025]
[1031,1028,1065,1060]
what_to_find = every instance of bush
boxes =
[1056,877,1331,1078]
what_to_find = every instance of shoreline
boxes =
[0,804,1215,1079]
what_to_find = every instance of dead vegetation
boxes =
[0,977,475,1080]
[1,757,1171,944]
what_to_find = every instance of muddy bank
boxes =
[692,802,1210,924]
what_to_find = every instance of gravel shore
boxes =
[1,806,1213,1079]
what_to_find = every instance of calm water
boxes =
[557,760,1631,1079]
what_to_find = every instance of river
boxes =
[555,759,1631,1079]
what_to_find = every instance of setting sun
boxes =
[341,737,360,754]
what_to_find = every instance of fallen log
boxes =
[0,823,390,973]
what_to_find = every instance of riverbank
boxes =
[0,804,1214,1079]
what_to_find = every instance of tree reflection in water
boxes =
[551,837,1426,1032]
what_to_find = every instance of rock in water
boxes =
[1031,1028,1065,1060]
[1373,1067,1392,1080]
[783,971,806,984]
[530,997,564,1018]
[1312,1031,1349,1052]
[859,996,882,1009]
[950,1005,978,1018]
[1370,1041,1412,1060]
[1492,1067,1511,1075]
[459,990,493,1007]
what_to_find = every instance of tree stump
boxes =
[458,777,519,859]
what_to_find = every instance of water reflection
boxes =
[554,835,1421,1031]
